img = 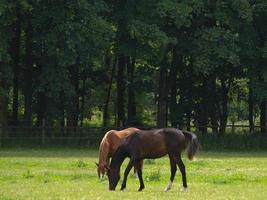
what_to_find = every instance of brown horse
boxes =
[96,127,142,180]
[107,128,199,191]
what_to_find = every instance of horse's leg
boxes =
[164,155,177,192]
[135,160,145,191]
[121,159,135,191]
[133,159,144,178]
[176,155,187,190]
[140,159,144,170]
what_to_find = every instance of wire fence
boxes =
[0,123,266,149]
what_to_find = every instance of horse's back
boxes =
[116,127,140,137]
[104,127,139,156]
[106,127,139,142]
[162,128,186,152]
[122,128,186,159]
[162,128,185,141]
[122,129,166,158]
[125,128,184,143]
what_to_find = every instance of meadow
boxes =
[0,148,267,200]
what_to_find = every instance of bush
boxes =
[145,167,161,181]
[75,160,87,168]
[198,133,267,151]
[22,169,34,179]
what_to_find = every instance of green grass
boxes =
[0,149,267,200]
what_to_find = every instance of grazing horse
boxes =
[96,127,142,180]
[108,128,199,191]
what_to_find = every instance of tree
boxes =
[0,0,14,140]
[192,0,252,135]
[252,0,267,135]
[10,3,21,126]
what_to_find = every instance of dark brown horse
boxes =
[107,128,199,191]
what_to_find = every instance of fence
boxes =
[0,124,266,150]
[0,126,109,148]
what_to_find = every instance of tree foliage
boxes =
[0,0,266,136]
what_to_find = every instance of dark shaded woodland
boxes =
[0,0,267,142]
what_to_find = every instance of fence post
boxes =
[0,124,2,147]
[42,119,45,145]
[265,100,267,135]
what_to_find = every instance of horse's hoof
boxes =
[164,180,173,192]
[138,187,144,192]
[164,188,170,192]
[180,187,187,192]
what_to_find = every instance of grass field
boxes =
[0,148,267,200]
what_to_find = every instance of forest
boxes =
[0,0,267,142]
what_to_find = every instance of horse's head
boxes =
[107,166,120,190]
[96,163,108,180]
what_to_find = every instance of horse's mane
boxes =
[98,130,114,167]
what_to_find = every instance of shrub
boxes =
[145,167,161,181]
[76,160,87,168]
[23,169,34,179]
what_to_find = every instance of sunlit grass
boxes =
[0,149,267,199]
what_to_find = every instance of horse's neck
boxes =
[110,146,127,170]
[99,140,109,166]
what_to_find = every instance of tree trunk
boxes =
[11,4,21,126]
[36,92,46,127]
[59,91,66,136]
[218,79,230,136]
[237,87,241,121]
[260,99,267,135]
[0,93,8,145]
[0,69,8,145]
[157,54,168,128]
[127,57,137,126]
[67,57,80,133]
[73,58,80,128]
[80,75,86,127]
[35,62,47,127]
[186,111,191,131]
[248,81,254,133]
[197,79,208,134]
[103,55,116,127]
[265,100,267,136]
[209,78,219,134]
[169,47,179,127]
[116,55,126,127]
[24,11,33,126]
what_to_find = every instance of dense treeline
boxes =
[0,0,266,137]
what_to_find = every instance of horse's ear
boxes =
[95,162,99,167]
[104,165,110,170]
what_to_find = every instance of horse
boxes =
[107,128,199,191]
[96,127,143,180]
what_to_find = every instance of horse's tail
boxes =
[182,130,199,160]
